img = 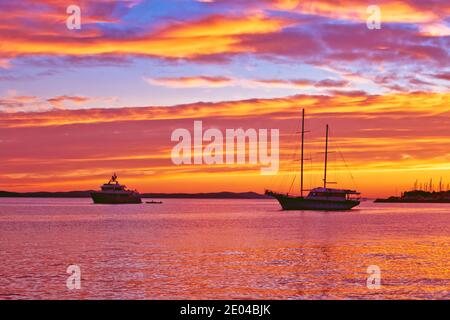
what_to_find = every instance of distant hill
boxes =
[141,192,270,199]
[0,190,94,198]
[375,190,450,203]
[0,190,269,199]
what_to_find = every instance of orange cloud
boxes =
[47,95,92,109]
[0,94,116,113]
[2,13,292,59]
[1,91,448,127]
[0,0,447,73]
[0,95,48,113]
[161,14,289,38]
[144,76,234,88]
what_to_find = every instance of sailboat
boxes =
[265,109,361,211]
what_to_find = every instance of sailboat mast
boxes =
[323,124,329,189]
[300,109,305,197]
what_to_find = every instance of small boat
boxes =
[146,200,163,204]
[265,109,360,211]
[91,173,142,204]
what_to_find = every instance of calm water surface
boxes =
[0,198,448,299]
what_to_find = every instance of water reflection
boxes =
[0,198,448,299]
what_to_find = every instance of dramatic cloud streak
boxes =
[144,76,234,88]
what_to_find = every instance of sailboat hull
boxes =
[271,193,360,211]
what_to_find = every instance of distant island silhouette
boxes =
[0,190,270,199]
[375,190,450,203]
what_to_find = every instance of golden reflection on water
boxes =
[0,198,448,299]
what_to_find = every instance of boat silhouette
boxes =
[265,109,360,211]
[91,173,142,204]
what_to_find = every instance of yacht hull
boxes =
[91,192,142,204]
[270,193,360,211]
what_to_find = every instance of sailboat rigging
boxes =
[265,109,361,211]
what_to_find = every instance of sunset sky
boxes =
[0,0,449,197]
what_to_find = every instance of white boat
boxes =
[91,174,142,204]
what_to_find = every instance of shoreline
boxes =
[375,199,450,203]
[0,190,270,199]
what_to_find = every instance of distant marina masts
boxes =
[376,177,450,203]
[411,178,450,192]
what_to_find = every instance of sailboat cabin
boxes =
[307,187,360,201]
